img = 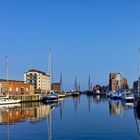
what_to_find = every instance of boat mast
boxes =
[6,56,8,82]
[74,76,78,92]
[78,83,81,92]
[5,56,9,94]
[60,72,63,93]
[138,49,140,96]
[88,75,91,91]
[48,49,52,91]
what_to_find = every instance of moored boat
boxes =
[42,91,58,103]
[71,92,80,97]
[121,92,134,103]
[110,91,122,100]
[0,96,21,105]
[58,93,66,98]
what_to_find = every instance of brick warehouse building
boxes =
[0,79,34,94]
[52,83,61,93]
[109,73,128,91]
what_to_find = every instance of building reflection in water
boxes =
[0,96,137,140]
[0,102,53,124]
[0,101,63,140]
[109,100,124,116]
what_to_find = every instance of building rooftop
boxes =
[0,79,34,86]
[26,69,50,76]
[0,79,24,83]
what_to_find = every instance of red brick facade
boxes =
[0,80,34,94]
[109,73,128,91]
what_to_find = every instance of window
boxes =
[26,88,29,91]
[16,87,18,92]
[9,87,12,91]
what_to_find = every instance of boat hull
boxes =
[0,99,21,105]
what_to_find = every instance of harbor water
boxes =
[0,95,139,140]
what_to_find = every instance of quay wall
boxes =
[10,94,42,102]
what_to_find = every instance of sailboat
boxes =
[71,77,80,96]
[86,75,94,95]
[42,50,58,103]
[0,56,21,105]
[58,72,66,98]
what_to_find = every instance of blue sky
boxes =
[0,0,140,90]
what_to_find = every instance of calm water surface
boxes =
[0,95,139,140]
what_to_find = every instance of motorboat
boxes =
[110,91,122,100]
[107,91,116,97]
[42,91,58,103]
[0,95,21,105]
[121,92,134,103]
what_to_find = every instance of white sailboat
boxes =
[42,50,58,103]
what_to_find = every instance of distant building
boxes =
[51,83,61,93]
[93,85,102,93]
[133,80,140,93]
[0,79,34,94]
[24,69,51,93]
[102,85,109,93]
[109,73,128,91]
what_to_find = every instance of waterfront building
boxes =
[93,85,102,93]
[24,69,51,93]
[51,83,61,93]
[0,79,34,94]
[109,73,128,91]
[133,80,140,93]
